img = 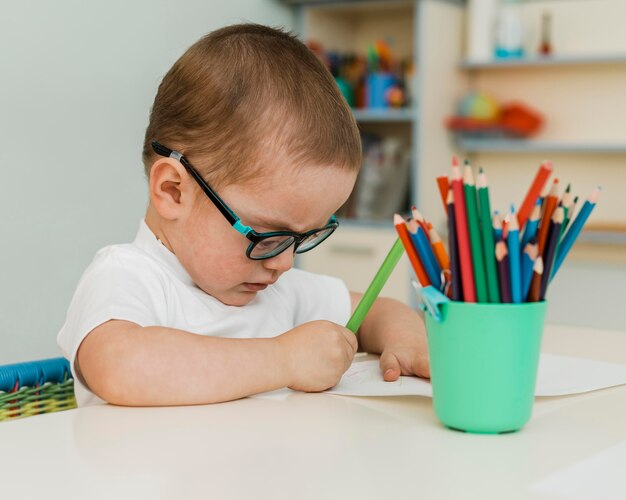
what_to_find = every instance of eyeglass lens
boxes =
[248,227,335,259]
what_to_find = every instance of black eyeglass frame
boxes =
[151,141,339,260]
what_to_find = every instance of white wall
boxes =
[0,1,293,364]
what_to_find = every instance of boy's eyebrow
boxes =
[252,216,299,233]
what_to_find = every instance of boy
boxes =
[57,24,429,407]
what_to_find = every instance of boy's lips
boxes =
[242,281,275,292]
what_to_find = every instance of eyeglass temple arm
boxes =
[151,141,252,235]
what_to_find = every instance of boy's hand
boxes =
[349,293,430,383]
[379,331,430,382]
[277,320,358,393]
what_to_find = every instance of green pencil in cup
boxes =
[346,237,404,333]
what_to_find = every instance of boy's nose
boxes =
[262,247,295,273]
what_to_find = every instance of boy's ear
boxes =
[149,158,194,220]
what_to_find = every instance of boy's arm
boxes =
[350,292,430,381]
[77,318,357,406]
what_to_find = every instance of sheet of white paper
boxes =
[528,440,626,499]
[325,353,626,398]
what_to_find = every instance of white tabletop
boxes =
[1,324,625,500]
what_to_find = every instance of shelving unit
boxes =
[461,53,626,69]
[452,1,626,330]
[456,138,626,155]
[451,1,626,251]
[352,107,415,123]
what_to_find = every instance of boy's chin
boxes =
[211,290,259,307]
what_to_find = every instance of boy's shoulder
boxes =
[83,241,170,284]
[91,242,156,268]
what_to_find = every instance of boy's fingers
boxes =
[340,327,358,353]
[412,354,431,379]
[380,351,401,381]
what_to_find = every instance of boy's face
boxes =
[167,161,357,307]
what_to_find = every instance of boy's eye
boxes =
[256,236,289,250]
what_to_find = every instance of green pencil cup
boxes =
[425,300,547,434]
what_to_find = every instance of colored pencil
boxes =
[540,206,564,300]
[521,200,541,248]
[527,256,544,303]
[451,160,476,302]
[538,181,551,216]
[560,183,572,215]
[477,168,501,303]
[447,189,463,301]
[502,212,510,240]
[551,187,601,279]
[437,176,450,213]
[428,226,450,273]
[521,241,538,301]
[493,212,503,241]
[411,206,431,236]
[537,178,559,254]
[408,220,442,290]
[495,240,512,304]
[346,238,405,333]
[393,214,430,287]
[463,162,488,302]
[507,207,522,303]
[518,161,553,228]
[562,195,579,234]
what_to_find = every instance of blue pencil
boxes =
[521,199,541,248]
[408,220,442,290]
[551,187,601,280]
[521,241,538,302]
[493,211,503,241]
[507,207,522,303]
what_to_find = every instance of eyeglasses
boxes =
[151,141,339,260]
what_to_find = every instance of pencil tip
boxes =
[464,159,470,166]
[565,183,571,193]
[478,166,484,173]
[452,156,459,166]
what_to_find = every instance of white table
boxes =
[1,324,625,500]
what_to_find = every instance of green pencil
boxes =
[477,168,501,303]
[346,237,404,333]
[463,162,489,303]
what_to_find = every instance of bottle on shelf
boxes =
[494,0,525,60]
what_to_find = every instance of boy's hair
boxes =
[142,23,361,188]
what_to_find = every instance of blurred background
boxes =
[2,0,625,363]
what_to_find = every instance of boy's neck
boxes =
[145,204,174,253]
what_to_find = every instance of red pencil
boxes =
[436,176,450,213]
[451,159,476,302]
[393,214,430,287]
[518,161,553,229]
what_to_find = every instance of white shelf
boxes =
[461,54,626,70]
[578,231,626,246]
[456,138,626,154]
[352,107,415,123]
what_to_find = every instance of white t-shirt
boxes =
[57,220,352,406]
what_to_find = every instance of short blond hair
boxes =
[142,23,361,188]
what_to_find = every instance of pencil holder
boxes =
[425,300,547,434]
